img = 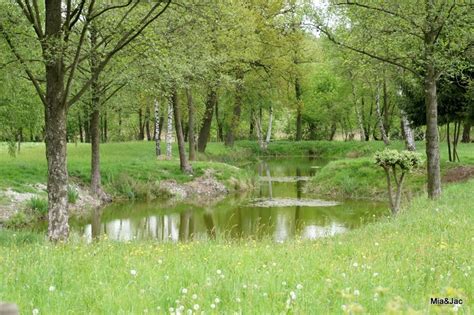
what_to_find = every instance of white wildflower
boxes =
[290,291,297,300]
[48,286,56,292]
[130,269,137,276]
[210,303,216,309]
[181,288,188,294]
[296,284,303,290]
[32,309,39,315]
[193,304,200,311]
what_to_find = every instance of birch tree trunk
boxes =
[154,98,161,157]
[166,97,173,159]
[400,109,416,151]
[375,83,390,145]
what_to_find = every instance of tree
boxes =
[375,149,423,214]
[309,1,473,199]
[1,0,171,241]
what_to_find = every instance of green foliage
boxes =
[27,197,48,218]
[67,186,79,204]
[374,149,423,172]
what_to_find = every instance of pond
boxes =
[72,157,387,242]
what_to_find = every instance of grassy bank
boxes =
[0,142,253,196]
[0,179,472,313]
[307,142,474,200]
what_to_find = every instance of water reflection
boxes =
[76,157,387,242]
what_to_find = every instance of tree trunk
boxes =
[197,88,216,152]
[145,105,151,141]
[225,71,244,147]
[166,98,173,158]
[186,88,196,161]
[249,108,254,139]
[295,76,303,141]
[138,108,145,140]
[350,78,365,141]
[400,109,416,151]
[461,121,471,143]
[83,114,90,143]
[78,113,84,143]
[447,122,452,162]
[424,61,441,199]
[453,120,461,162]
[89,22,102,196]
[215,99,224,142]
[265,106,273,147]
[393,172,406,214]
[382,76,390,135]
[361,97,370,141]
[45,0,69,242]
[117,108,122,140]
[375,83,390,145]
[172,90,193,174]
[102,109,108,143]
[154,98,161,157]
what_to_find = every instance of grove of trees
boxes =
[1,0,472,241]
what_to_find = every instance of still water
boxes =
[73,158,387,242]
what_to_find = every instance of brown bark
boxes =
[78,113,84,143]
[215,99,224,142]
[89,22,102,196]
[172,90,192,174]
[225,71,244,147]
[197,88,216,152]
[375,83,390,145]
[295,76,303,141]
[45,0,69,242]
[186,88,196,161]
[145,105,151,141]
[461,121,471,143]
[424,61,441,199]
[138,108,145,140]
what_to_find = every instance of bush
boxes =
[68,186,79,204]
[27,197,48,217]
[374,149,423,214]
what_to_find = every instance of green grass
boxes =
[0,142,253,196]
[307,141,474,200]
[0,179,472,313]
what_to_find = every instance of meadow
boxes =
[0,179,472,314]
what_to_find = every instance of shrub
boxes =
[68,186,79,204]
[27,197,48,218]
[374,149,423,214]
